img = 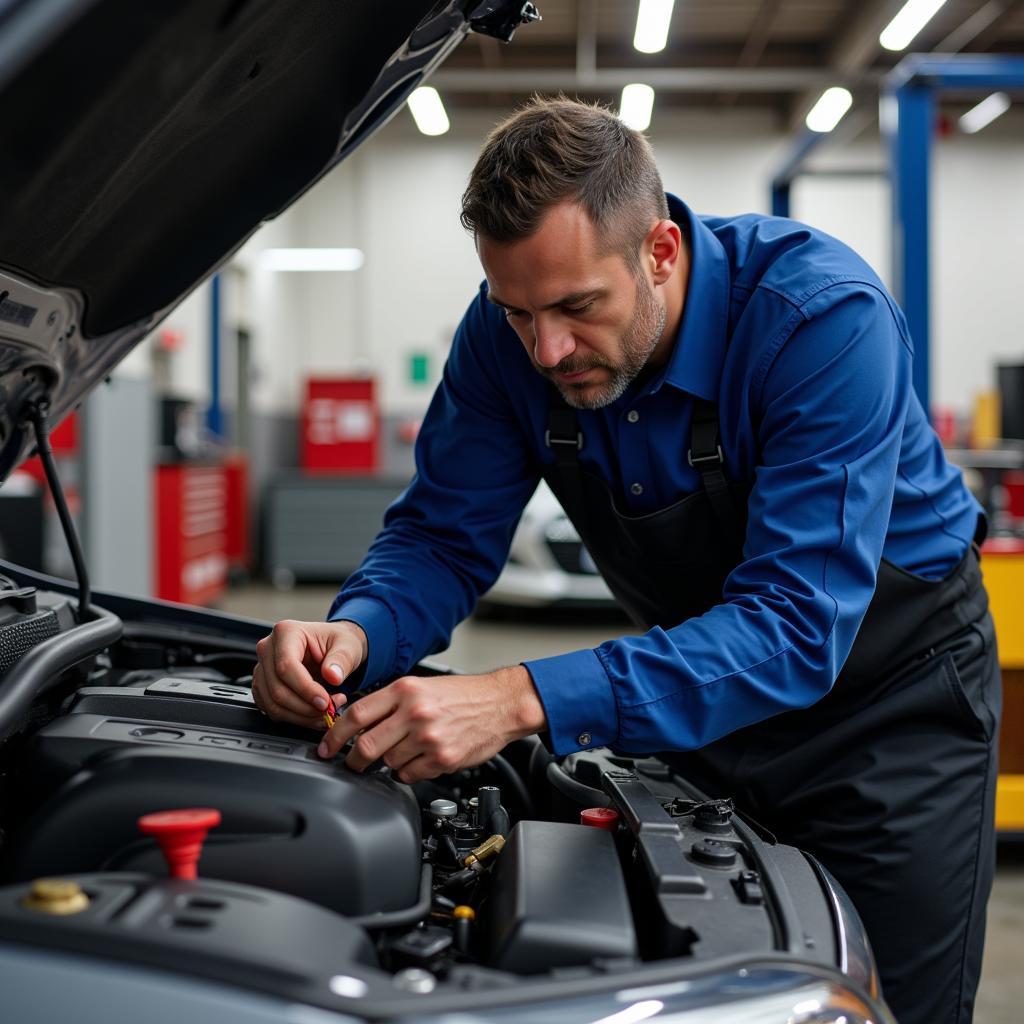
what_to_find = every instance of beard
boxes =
[545,276,667,410]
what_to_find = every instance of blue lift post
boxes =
[207,272,223,439]
[771,54,1024,414]
[883,54,1024,414]
[770,128,827,217]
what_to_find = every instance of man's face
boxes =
[478,202,668,409]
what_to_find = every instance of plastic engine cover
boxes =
[5,709,422,918]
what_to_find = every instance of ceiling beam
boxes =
[718,0,785,108]
[787,0,903,130]
[432,67,883,94]
[737,0,786,68]
[958,0,1024,51]
[936,1,1012,52]
[575,0,597,85]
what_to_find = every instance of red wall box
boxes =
[302,378,378,473]
[155,464,228,606]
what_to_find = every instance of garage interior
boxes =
[1,1,1023,1020]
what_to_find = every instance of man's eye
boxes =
[504,308,525,319]
[565,302,593,315]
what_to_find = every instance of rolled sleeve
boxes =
[524,648,619,755]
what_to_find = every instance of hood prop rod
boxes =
[27,402,91,623]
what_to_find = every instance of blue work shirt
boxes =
[328,195,981,756]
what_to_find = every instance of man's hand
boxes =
[318,665,547,783]
[252,619,368,727]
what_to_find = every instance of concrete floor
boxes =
[216,583,1024,1024]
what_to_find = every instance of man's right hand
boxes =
[251,619,368,727]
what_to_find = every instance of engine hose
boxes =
[0,602,122,743]
[438,867,478,894]
[488,752,535,818]
[545,760,611,808]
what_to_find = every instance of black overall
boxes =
[544,397,1001,1024]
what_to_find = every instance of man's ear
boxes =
[646,219,683,286]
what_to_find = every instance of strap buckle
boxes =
[545,429,584,451]
[687,445,724,468]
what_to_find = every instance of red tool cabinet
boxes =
[155,464,228,605]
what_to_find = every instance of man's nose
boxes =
[533,317,576,368]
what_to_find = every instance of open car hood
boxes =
[0,0,539,481]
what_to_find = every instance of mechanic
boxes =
[252,97,999,1024]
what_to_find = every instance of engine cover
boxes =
[4,676,422,918]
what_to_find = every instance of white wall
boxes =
[115,203,306,414]
[932,133,1024,413]
[789,128,1024,415]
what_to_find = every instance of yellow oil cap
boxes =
[452,904,476,921]
[22,878,90,915]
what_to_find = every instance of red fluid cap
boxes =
[137,808,221,880]
[581,807,620,831]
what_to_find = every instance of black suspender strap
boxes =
[545,405,584,467]
[688,397,741,539]
[544,395,590,532]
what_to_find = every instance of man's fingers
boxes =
[265,623,331,710]
[320,624,368,688]
[343,714,410,771]
[252,665,323,728]
[317,690,398,760]
[395,755,437,784]
[263,671,327,719]
[378,736,426,774]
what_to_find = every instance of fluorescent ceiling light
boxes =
[879,0,948,51]
[619,84,656,131]
[633,0,675,54]
[960,92,1011,133]
[260,248,365,272]
[407,86,450,136]
[805,87,853,133]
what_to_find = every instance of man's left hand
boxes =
[317,665,547,783]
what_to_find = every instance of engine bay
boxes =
[0,569,871,1014]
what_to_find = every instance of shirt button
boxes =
[631,482,644,496]
[578,732,592,747]
[626,409,640,423]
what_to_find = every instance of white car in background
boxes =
[482,480,617,610]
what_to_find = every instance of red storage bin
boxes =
[302,378,378,473]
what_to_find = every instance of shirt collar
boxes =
[647,194,732,402]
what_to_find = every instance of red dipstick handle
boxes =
[137,808,221,880]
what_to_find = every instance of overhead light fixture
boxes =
[879,0,949,52]
[960,92,1011,133]
[619,84,656,131]
[407,86,450,136]
[633,0,675,55]
[260,248,365,272]
[805,87,853,133]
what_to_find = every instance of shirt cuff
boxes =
[523,648,618,756]
[327,596,398,689]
